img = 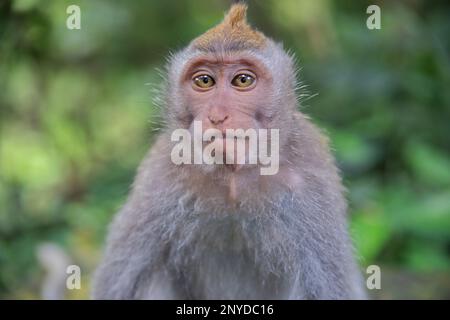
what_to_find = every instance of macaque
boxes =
[92,3,366,299]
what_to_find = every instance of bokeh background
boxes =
[1,0,449,299]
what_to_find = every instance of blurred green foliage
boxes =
[0,0,449,299]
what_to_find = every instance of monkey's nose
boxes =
[208,114,229,125]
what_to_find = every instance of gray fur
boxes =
[92,39,366,300]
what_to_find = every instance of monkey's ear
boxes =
[191,2,267,51]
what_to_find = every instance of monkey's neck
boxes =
[180,163,295,206]
[225,166,277,205]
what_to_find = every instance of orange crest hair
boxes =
[191,3,267,51]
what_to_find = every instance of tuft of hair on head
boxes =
[191,2,267,51]
[224,1,248,27]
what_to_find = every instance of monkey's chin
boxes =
[225,163,245,172]
[196,162,251,175]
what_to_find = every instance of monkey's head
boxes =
[164,3,299,171]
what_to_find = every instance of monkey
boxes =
[92,3,367,300]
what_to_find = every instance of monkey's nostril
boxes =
[208,115,229,125]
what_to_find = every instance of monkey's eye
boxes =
[193,75,215,89]
[231,74,255,88]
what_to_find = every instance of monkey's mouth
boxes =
[203,136,250,172]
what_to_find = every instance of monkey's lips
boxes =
[203,137,249,172]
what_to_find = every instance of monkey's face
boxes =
[176,53,276,170]
[180,53,274,132]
